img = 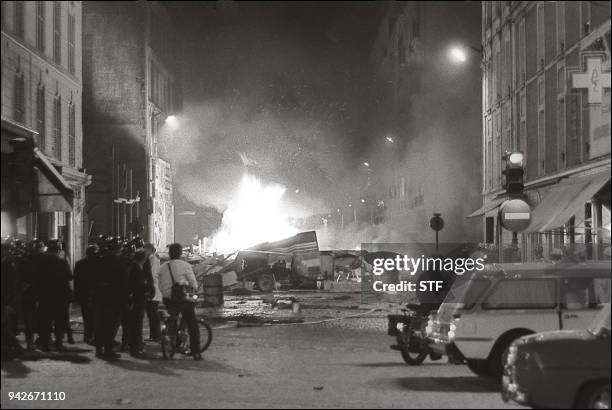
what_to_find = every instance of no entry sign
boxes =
[500,199,531,232]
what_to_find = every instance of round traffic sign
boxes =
[430,213,445,232]
[499,199,531,232]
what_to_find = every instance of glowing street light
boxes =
[385,136,394,143]
[360,198,366,203]
[448,47,468,64]
[363,161,370,168]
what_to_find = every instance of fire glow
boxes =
[210,173,298,253]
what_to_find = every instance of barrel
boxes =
[202,273,224,306]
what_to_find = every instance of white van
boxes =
[427,261,611,378]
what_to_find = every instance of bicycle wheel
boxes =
[199,321,213,353]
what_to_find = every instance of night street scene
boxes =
[1,1,611,409]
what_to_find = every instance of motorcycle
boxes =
[387,303,442,365]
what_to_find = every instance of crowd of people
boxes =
[1,236,202,361]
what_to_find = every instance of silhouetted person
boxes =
[127,250,151,357]
[1,240,26,359]
[118,244,135,350]
[74,245,100,344]
[31,240,72,351]
[93,240,127,360]
[143,243,161,341]
[47,239,75,345]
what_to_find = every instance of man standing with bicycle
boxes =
[158,243,202,360]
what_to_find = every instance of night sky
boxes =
[162,2,480,244]
[164,1,387,238]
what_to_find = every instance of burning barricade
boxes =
[195,230,322,296]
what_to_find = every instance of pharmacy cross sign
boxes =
[571,56,611,104]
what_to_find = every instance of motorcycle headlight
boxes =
[396,322,405,332]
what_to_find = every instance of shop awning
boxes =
[525,171,610,233]
[465,197,507,218]
[34,148,73,212]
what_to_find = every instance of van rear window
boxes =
[483,278,557,310]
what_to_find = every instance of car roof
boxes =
[472,260,611,278]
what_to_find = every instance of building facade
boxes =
[478,1,611,260]
[365,2,483,243]
[82,1,179,249]
[154,157,174,250]
[1,0,90,264]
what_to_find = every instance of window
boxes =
[557,65,566,94]
[503,101,512,152]
[519,91,527,153]
[36,1,45,51]
[15,1,24,38]
[538,109,545,174]
[558,98,566,167]
[68,13,75,74]
[37,85,46,149]
[53,2,61,65]
[538,76,546,174]
[538,77,545,106]
[412,13,420,38]
[1,1,6,28]
[150,63,157,104]
[53,96,62,160]
[556,2,565,53]
[537,4,545,68]
[495,40,501,102]
[557,63,566,168]
[518,18,526,83]
[484,279,557,309]
[68,103,75,166]
[14,72,25,124]
[562,278,606,310]
[398,35,405,65]
[495,110,502,184]
[502,27,511,96]
[388,16,396,39]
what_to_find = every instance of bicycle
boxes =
[160,294,213,359]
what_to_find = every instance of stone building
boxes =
[82,1,180,249]
[1,0,90,264]
[474,1,610,260]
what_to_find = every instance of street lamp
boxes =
[447,44,482,64]
[448,47,468,64]
[165,114,179,130]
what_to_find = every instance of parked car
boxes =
[427,261,611,378]
[502,303,610,409]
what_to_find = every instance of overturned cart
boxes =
[216,231,322,292]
